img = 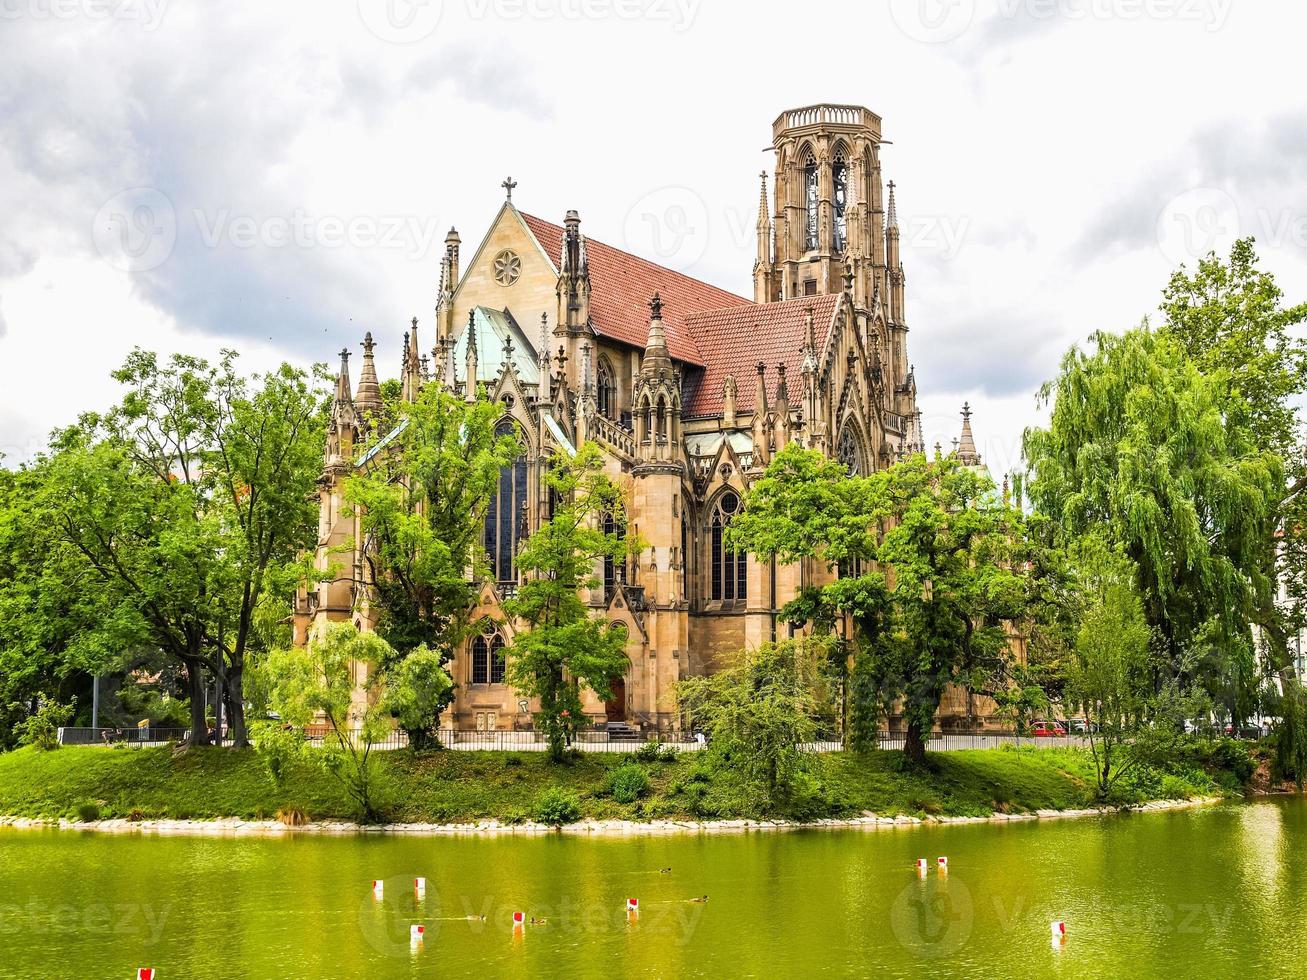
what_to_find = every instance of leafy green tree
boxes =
[1158,239,1307,696]
[676,639,822,798]
[1,351,326,748]
[345,385,518,745]
[1023,327,1280,720]
[261,623,427,820]
[1063,539,1154,797]
[380,646,453,744]
[503,444,633,762]
[730,447,1035,765]
[109,351,327,747]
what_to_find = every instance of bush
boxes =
[250,722,308,787]
[533,787,582,825]
[609,764,650,804]
[15,701,74,751]
[503,753,524,768]
[75,801,101,822]
[632,741,677,764]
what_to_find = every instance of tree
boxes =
[2,351,326,748]
[261,623,434,821]
[345,384,518,745]
[730,447,1035,765]
[676,639,822,799]
[1064,539,1154,797]
[1158,239,1307,693]
[109,350,327,747]
[503,444,633,762]
[1023,327,1280,721]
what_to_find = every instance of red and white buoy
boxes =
[937,856,948,872]
[1050,921,1067,944]
[137,970,155,980]
[916,858,928,876]
[513,911,525,926]
[410,924,425,943]
[626,898,639,912]
[372,879,384,900]
[414,877,426,899]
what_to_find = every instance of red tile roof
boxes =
[682,294,842,418]
[519,211,750,366]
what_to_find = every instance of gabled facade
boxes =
[294,104,1022,734]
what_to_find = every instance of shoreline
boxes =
[0,795,1227,839]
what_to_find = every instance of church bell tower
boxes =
[755,104,889,311]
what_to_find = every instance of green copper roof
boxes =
[453,306,541,387]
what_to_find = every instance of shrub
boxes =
[503,753,524,768]
[250,722,308,787]
[75,801,101,823]
[15,701,74,751]
[610,764,650,804]
[632,741,677,764]
[533,787,582,825]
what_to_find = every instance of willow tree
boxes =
[1023,327,1281,718]
[1158,238,1307,688]
[345,384,519,745]
[729,448,1034,765]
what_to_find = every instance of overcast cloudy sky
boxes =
[2,0,1305,473]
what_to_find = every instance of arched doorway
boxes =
[605,676,626,722]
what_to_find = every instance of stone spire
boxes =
[886,179,899,231]
[753,170,773,303]
[640,293,672,376]
[751,361,770,469]
[334,347,352,407]
[956,402,981,466]
[354,332,382,421]
[773,363,791,451]
[327,347,357,462]
[464,309,478,403]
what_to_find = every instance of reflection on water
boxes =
[0,798,1303,979]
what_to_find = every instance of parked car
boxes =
[1031,720,1066,737]
[1066,718,1098,735]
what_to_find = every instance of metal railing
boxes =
[58,726,1093,753]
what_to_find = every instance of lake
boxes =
[0,798,1303,978]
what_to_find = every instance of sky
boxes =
[2,0,1305,474]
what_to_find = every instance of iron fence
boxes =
[58,726,1092,753]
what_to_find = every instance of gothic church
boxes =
[296,104,988,733]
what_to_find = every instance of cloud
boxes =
[0,8,549,357]
[914,307,1061,400]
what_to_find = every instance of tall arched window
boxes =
[597,357,617,420]
[803,154,819,251]
[471,629,506,685]
[602,508,627,594]
[837,426,864,476]
[485,420,528,584]
[832,150,848,253]
[710,491,747,602]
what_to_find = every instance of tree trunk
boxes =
[226,664,248,748]
[184,660,211,747]
[904,719,927,767]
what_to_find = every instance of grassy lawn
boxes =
[0,740,1241,826]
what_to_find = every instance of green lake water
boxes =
[0,798,1304,979]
